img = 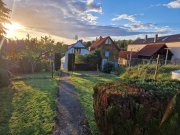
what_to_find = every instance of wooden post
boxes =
[51,61,54,79]
[97,64,99,76]
[129,49,132,67]
[154,55,160,80]
[165,48,169,65]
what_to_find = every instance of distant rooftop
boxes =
[132,34,180,44]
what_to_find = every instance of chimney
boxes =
[100,36,102,40]
[145,35,148,41]
[154,34,158,43]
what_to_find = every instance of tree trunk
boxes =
[31,62,36,73]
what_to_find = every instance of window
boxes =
[74,48,81,54]
[105,38,112,44]
[105,51,110,58]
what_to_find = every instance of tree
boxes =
[114,39,133,50]
[0,0,10,36]
[83,41,92,48]
[19,34,44,73]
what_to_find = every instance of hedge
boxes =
[93,79,180,135]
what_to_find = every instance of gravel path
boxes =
[53,72,92,135]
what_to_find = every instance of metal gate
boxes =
[68,53,75,71]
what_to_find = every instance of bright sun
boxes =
[4,22,24,38]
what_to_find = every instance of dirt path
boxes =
[53,72,92,135]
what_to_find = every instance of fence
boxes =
[74,63,97,71]
[122,58,180,67]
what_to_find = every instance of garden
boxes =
[70,64,180,135]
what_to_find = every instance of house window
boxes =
[105,39,112,44]
[75,48,81,54]
[105,51,110,58]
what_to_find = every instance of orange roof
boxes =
[90,36,119,51]
[138,43,166,57]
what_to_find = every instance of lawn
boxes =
[0,87,14,135]
[70,71,120,135]
[0,72,59,135]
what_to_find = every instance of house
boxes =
[127,34,180,63]
[137,44,173,59]
[61,40,90,70]
[89,36,119,69]
[119,43,173,66]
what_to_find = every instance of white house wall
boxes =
[127,44,146,52]
[61,41,90,70]
[166,42,180,60]
[105,38,112,44]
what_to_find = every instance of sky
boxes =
[3,0,180,44]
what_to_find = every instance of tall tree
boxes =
[0,0,10,36]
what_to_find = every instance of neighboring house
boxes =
[119,43,173,66]
[127,34,180,62]
[89,36,119,69]
[61,40,90,70]
[137,44,173,59]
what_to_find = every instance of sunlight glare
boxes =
[4,22,24,37]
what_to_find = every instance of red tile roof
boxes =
[90,36,119,51]
[138,43,166,57]
[119,51,138,59]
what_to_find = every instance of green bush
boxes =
[114,66,125,75]
[93,79,180,135]
[103,62,114,73]
[75,50,102,69]
[0,68,10,87]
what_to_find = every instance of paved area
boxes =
[53,72,92,135]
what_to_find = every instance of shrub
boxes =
[75,50,102,68]
[114,66,125,75]
[0,68,10,87]
[103,62,114,73]
[75,51,101,71]
[93,79,180,135]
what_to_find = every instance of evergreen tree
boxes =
[0,0,10,36]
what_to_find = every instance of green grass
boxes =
[0,87,14,135]
[121,64,180,80]
[70,71,120,135]
[0,72,59,135]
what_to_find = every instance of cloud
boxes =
[112,14,154,30]
[164,0,180,8]
[154,26,173,33]
[112,13,173,34]
[123,22,155,30]
[112,14,136,22]
[3,0,172,41]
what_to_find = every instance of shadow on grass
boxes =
[0,87,14,135]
